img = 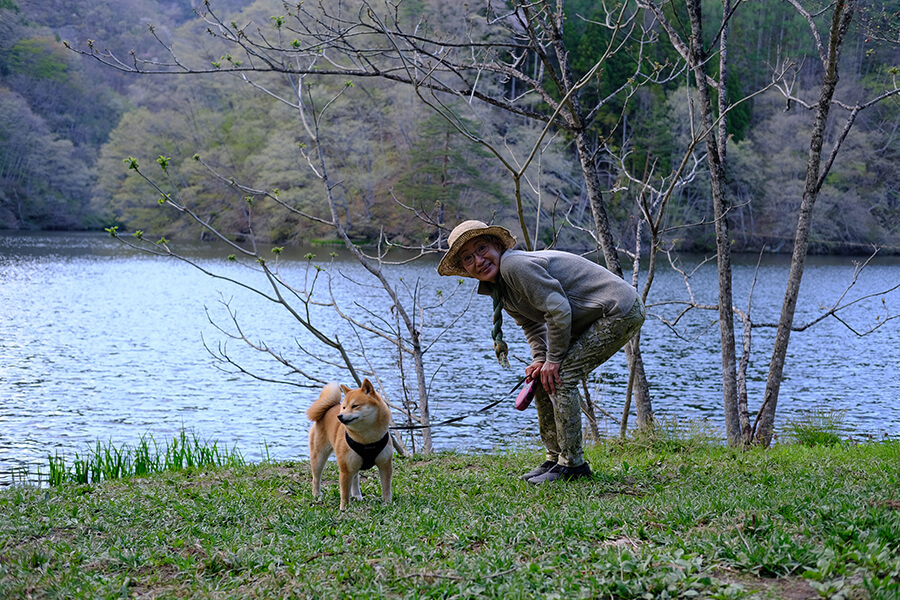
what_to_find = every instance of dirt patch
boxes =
[716,571,818,600]
[1,526,80,556]
[752,577,819,600]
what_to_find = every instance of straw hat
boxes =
[437,220,517,277]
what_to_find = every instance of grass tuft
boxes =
[782,405,847,447]
[45,428,244,486]
[616,416,724,454]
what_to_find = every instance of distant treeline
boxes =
[1,0,898,254]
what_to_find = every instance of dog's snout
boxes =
[337,414,347,424]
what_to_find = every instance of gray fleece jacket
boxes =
[478,249,638,363]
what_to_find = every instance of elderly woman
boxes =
[438,220,645,484]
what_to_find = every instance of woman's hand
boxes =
[540,362,561,394]
[526,361,561,395]
[525,362,542,382]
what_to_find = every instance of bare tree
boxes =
[104,80,486,453]
[71,0,691,432]
[636,0,743,443]
[756,0,900,445]
[639,0,899,445]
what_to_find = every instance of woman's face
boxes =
[458,236,503,283]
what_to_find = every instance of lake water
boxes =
[1,231,898,484]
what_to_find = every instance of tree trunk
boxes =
[574,131,654,430]
[756,0,855,446]
[686,0,741,445]
[411,331,434,453]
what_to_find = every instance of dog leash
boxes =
[389,376,527,431]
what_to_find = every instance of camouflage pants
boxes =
[534,298,646,467]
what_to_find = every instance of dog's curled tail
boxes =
[306,382,342,422]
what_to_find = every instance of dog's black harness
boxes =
[345,432,389,470]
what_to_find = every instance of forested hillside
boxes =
[1,0,898,253]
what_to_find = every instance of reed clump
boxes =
[46,428,244,486]
[781,404,847,447]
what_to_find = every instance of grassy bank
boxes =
[1,439,898,599]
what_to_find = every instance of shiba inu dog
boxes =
[306,378,393,510]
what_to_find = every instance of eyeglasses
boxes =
[460,242,492,267]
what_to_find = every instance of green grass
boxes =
[781,406,848,447]
[2,438,899,599]
[45,429,245,486]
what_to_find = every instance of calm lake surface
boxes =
[1,231,898,483]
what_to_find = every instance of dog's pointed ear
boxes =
[340,384,350,394]
[361,378,375,395]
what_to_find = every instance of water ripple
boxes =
[1,232,898,483]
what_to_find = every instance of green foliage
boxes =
[395,113,505,220]
[7,38,69,81]
[782,406,847,447]
[724,73,752,142]
[94,98,267,238]
[0,7,125,229]
[0,88,95,229]
[45,429,245,486]
[564,0,675,140]
[2,0,898,252]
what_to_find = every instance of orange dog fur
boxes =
[306,378,393,510]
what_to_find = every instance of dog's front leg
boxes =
[338,468,354,510]
[350,473,363,501]
[378,459,393,504]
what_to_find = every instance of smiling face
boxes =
[458,235,503,283]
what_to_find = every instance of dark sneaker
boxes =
[527,462,592,484]
[521,460,558,481]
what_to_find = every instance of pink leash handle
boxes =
[514,379,536,411]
